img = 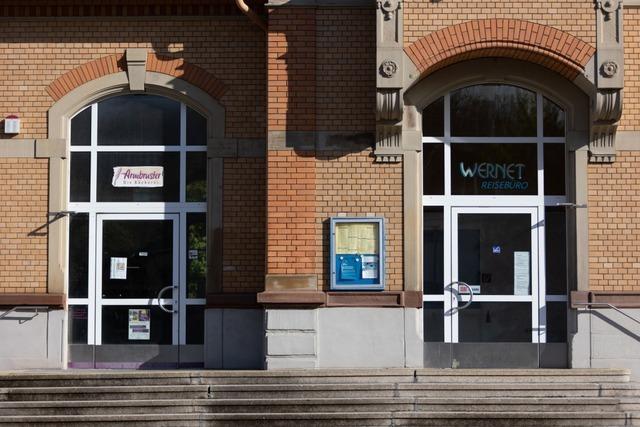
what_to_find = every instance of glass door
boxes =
[446,207,540,368]
[94,213,180,368]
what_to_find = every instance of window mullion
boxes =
[90,103,98,203]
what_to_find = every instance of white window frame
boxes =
[67,98,207,348]
[422,89,569,345]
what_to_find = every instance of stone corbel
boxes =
[125,48,148,92]
[590,0,624,163]
[375,0,403,163]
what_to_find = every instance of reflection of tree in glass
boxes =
[543,97,566,137]
[186,180,206,202]
[451,84,536,137]
[187,217,206,298]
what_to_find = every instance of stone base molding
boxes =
[571,291,640,309]
[0,293,65,308]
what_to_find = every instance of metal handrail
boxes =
[0,306,48,322]
[573,302,640,327]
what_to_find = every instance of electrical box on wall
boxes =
[330,217,385,291]
[4,115,20,134]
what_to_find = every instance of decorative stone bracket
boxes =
[125,48,148,92]
[375,0,403,163]
[590,0,624,163]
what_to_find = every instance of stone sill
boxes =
[257,290,422,308]
[0,293,65,308]
[571,290,640,309]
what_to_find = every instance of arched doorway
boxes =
[66,94,208,368]
[420,82,570,368]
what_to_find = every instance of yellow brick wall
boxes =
[0,18,265,139]
[0,158,48,293]
[588,151,640,291]
[315,151,403,291]
[403,0,595,47]
[621,8,640,131]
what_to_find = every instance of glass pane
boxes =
[451,84,536,137]
[546,301,567,343]
[187,107,207,146]
[102,219,173,299]
[459,302,531,342]
[68,305,88,344]
[424,207,444,295]
[451,143,537,195]
[97,152,179,202]
[98,95,180,146]
[458,213,531,296]
[71,107,91,146]
[186,305,205,344]
[543,97,565,137]
[101,306,172,345]
[69,213,89,298]
[544,144,565,195]
[70,152,91,202]
[422,97,444,137]
[423,144,444,195]
[545,207,567,295]
[424,302,444,342]
[186,152,207,202]
[187,213,206,299]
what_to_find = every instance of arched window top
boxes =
[71,94,207,147]
[69,94,208,204]
[422,84,565,138]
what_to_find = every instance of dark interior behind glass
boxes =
[451,85,536,137]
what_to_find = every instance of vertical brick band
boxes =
[405,19,595,80]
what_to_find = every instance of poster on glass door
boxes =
[513,251,530,295]
[128,309,150,340]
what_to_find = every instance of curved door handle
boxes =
[157,285,178,314]
[447,281,474,314]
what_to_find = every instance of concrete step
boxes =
[0,385,210,402]
[1,382,623,402]
[0,411,628,426]
[208,382,609,399]
[0,397,622,416]
[0,368,630,388]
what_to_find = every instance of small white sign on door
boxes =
[513,251,530,295]
[128,309,150,340]
[110,257,127,280]
[112,166,164,188]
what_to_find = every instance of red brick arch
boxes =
[45,52,225,101]
[405,19,595,80]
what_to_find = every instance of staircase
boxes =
[0,369,638,426]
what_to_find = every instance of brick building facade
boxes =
[0,0,638,374]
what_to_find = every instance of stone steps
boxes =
[0,397,622,416]
[4,382,628,401]
[0,385,210,402]
[0,369,636,426]
[0,368,630,387]
[0,411,629,426]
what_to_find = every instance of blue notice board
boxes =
[330,217,385,291]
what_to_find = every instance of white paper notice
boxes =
[361,255,379,279]
[513,251,530,295]
[128,309,150,340]
[110,257,127,280]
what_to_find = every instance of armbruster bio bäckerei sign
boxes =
[112,166,164,188]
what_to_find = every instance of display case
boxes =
[329,217,385,291]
